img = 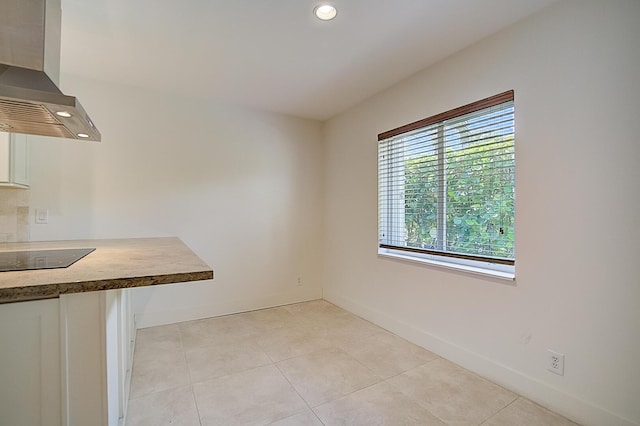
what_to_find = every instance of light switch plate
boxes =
[35,208,48,224]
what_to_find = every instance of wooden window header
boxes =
[378,90,514,141]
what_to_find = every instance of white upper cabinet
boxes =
[0,132,29,188]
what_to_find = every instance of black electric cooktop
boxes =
[0,248,95,272]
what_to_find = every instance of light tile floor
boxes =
[126,300,579,426]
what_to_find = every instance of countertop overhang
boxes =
[0,237,214,304]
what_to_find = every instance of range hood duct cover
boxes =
[0,0,100,141]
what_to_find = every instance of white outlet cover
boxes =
[547,349,565,375]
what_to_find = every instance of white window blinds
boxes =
[378,91,515,265]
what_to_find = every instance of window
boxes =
[378,91,515,275]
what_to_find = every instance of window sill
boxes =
[378,249,515,281]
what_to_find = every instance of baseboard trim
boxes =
[134,287,323,329]
[323,290,638,426]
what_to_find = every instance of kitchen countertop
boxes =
[0,237,214,304]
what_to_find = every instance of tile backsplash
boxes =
[0,188,29,242]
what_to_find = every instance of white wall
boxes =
[322,1,640,425]
[28,77,324,326]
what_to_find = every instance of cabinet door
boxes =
[0,299,61,426]
[0,132,10,182]
[11,133,30,186]
[0,132,29,187]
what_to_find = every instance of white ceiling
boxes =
[60,0,557,121]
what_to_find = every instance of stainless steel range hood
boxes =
[0,0,100,141]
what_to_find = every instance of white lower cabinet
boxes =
[0,298,61,426]
[0,289,135,426]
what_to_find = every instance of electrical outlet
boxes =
[296,276,303,287]
[547,350,565,375]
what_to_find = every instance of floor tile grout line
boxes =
[177,324,205,426]
[268,315,388,423]
[187,360,274,388]
[478,396,521,426]
[177,324,196,385]
[311,409,328,426]
[269,339,353,426]
[481,391,520,425]
[278,302,433,422]
[380,354,443,383]
[273,360,317,412]
[128,326,190,401]
[251,303,412,414]
[190,383,204,426]
[382,357,519,426]
[381,376,451,426]
[127,383,188,403]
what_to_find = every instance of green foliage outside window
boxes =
[404,137,514,259]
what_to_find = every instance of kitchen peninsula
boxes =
[0,237,213,426]
[0,237,214,303]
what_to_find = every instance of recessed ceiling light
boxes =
[77,133,89,138]
[56,111,72,118]
[314,4,337,21]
